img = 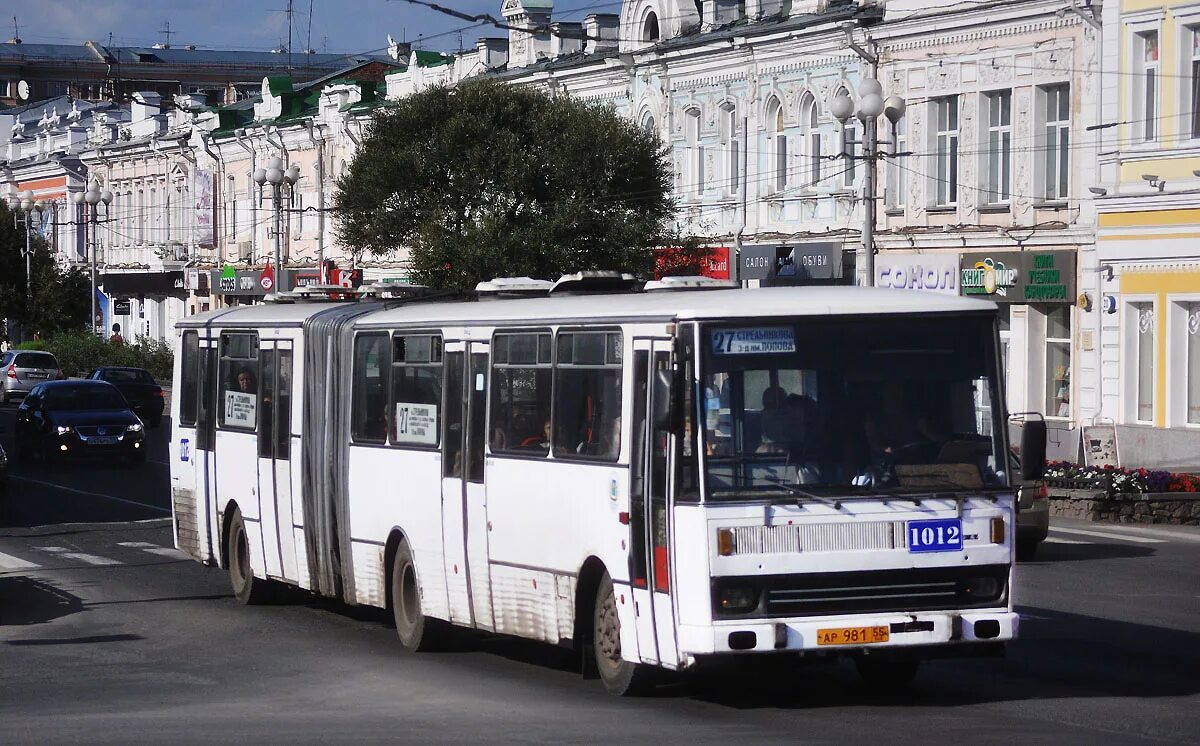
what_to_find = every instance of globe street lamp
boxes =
[832,79,907,287]
[253,156,301,294]
[7,190,46,320]
[74,181,113,336]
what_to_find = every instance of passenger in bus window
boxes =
[236,367,257,394]
[520,419,550,449]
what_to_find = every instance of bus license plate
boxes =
[908,518,963,553]
[817,626,889,646]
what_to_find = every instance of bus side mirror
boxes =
[652,369,678,432]
[1019,418,1047,481]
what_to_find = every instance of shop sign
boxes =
[653,246,731,280]
[740,243,841,283]
[114,298,132,316]
[958,250,1076,304]
[875,252,960,295]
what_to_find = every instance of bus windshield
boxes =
[700,314,1008,499]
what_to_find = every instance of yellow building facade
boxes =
[1095,0,1200,467]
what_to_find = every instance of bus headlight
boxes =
[717,584,759,613]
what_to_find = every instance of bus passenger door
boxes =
[647,341,679,666]
[440,345,472,625]
[629,343,659,665]
[255,341,297,582]
[198,339,219,563]
[465,343,494,630]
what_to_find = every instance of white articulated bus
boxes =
[169,277,1042,695]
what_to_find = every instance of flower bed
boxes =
[1043,462,1200,498]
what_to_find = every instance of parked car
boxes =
[1,350,63,405]
[15,380,146,465]
[86,367,165,426]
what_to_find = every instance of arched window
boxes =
[641,111,657,134]
[800,93,822,185]
[766,97,787,192]
[685,107,703,195]
[719,102,739,193]
[642,11,660,42]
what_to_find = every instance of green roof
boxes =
[265,75,293,96]
[413,49,454,68]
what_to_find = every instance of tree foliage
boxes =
[0,202,91,341]
[335,79,679,289]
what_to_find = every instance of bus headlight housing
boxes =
[717,583,759,613]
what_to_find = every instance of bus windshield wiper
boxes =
[762,476,843,509]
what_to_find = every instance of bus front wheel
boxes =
[226,507,274,604]
[391,540,445,652]
[592,571,650,696]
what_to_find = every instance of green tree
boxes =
[335,79,679,289]
[0,201,90,340]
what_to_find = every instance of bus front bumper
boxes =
[679,610,1018,656]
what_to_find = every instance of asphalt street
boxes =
[1,406,1198,744]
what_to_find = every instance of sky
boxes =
[6,0,615,56]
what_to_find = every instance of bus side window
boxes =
[489,332,552,456]
[217,331,259,431]
[553,331,622,461]
[351,333,390,444]
[180,331,199,427]
[391,333,442,447]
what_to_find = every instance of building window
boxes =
[1045,306,1071,418]
[842,118,858,188]
[766,97,787,192]
[719,103,739,193]
[1188,303,1200,424]
[800,93,821,186]
[685,108,703,196]
[886,113,906,210]
[641,111,656,134]
[985,90,1012,204]
[1135,303,1156,422]
[1135,31,1159,142]
[642,11,659,42]
[1042,84,1070,201]
[934,95,958,206]
[1191,29,1200,139]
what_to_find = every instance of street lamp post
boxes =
[7,190,46,338]
[831,80,906,288]
[253,156,300,293]
[74,181,114,336]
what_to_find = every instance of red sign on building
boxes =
[653,246,732,281]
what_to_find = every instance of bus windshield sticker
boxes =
[711,327,796,355]
[394,402,438,445]
[223,391,257,428]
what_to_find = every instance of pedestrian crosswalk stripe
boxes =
[117,541,186,558]
[32,546,121,566]
[0,551,40,572]
[1044,537,1089,545]
[1049,527,1166,544]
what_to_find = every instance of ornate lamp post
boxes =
[74,181,114,336]
[7,190,45,311]
[253,156,300,293]
[831,80,906,287]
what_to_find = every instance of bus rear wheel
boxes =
[391,540,445,652]
[226,507,274,604]
[592,571,650,696]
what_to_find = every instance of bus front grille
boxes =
[712,565,1009,619]
[728,521,906,555]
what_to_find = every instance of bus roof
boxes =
[177,286,998,330]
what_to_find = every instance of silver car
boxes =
[1,350,63,405]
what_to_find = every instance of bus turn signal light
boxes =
[717,528,735,556]
[991,517,1006,545]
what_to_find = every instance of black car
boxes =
[86,367,165,426]
[15,380,146,465]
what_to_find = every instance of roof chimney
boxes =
[502,0,554,68]
[583,14,620,54]
[550,22,583,58]
[475,37,510,69]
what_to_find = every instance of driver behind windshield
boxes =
[862,381,939,463]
